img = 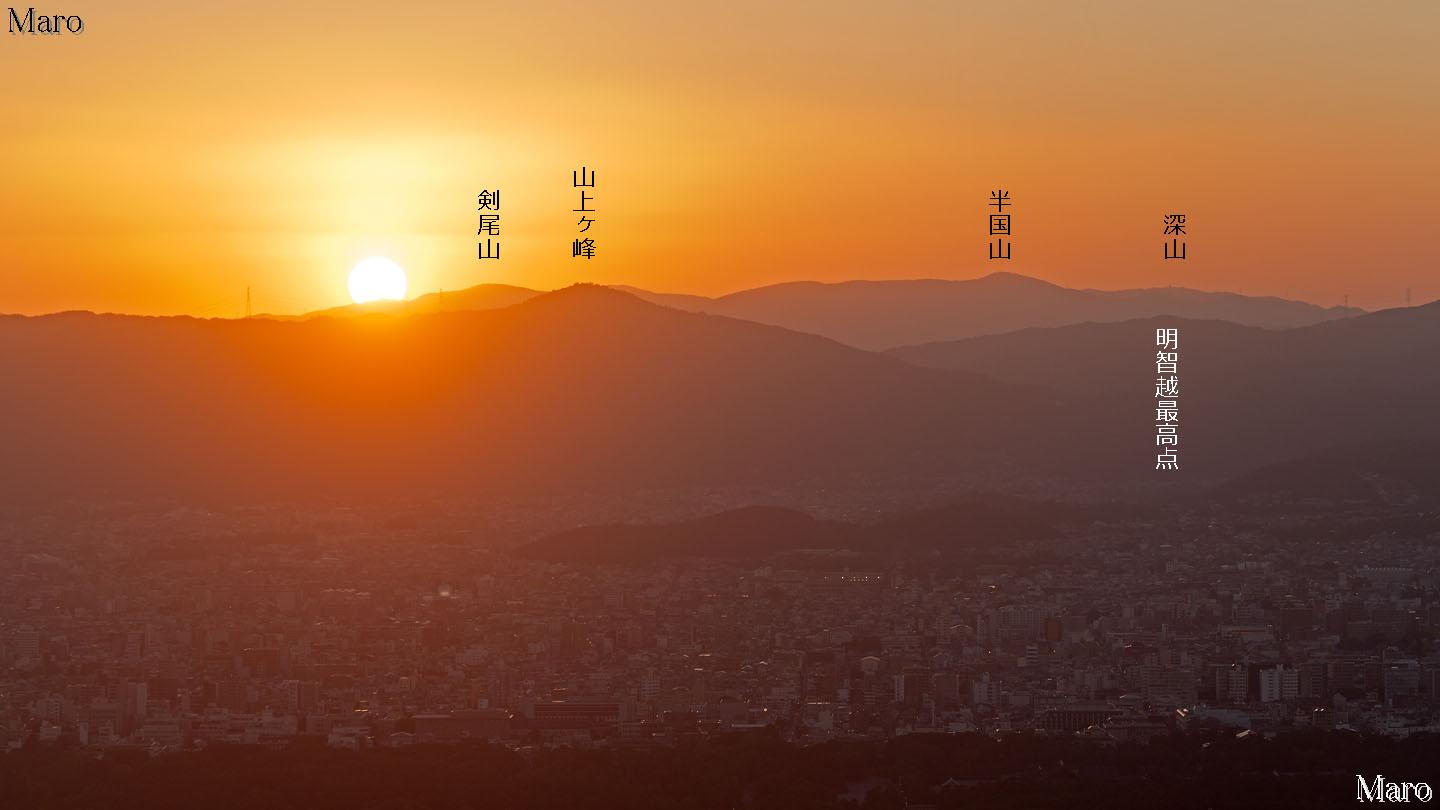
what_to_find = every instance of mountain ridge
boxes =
[229,273,1365,350]
[0,285,1106,504]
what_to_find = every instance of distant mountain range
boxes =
[619,274,1362,351]
[291,284,541,320]
[518,498,1058,564]
[292,273,1361,351]
[3,281,1432,506]
[0,286,1104,503]
[889,301,1440,476]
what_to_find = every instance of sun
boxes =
[347,257,408,304]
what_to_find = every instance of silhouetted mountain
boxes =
[518,506,858,562]
[285,284,541,320]
[8,284,1425,505]
[605,285,714,312]
[518,498,1057,563]
[1205,440,1440,509]
[866,498,1056,552]
[294,274,1357,351]
[890,317,1268,396]
[0,286,1106,504]
[621,273,1359,350]
[889,303,1440,481]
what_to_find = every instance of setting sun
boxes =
[347,257,408,304]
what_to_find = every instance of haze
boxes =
[1,0,1436,316]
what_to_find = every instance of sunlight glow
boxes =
[347,257,408,304]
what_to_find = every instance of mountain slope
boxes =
[287,283,542,320]
[518,506,859,562]
[623,273,1359,350]
[518,498,1057,563]
[0,286,1105,504]
[291,274,1358,351]
[888,303,1440,480]
[1204,440,1440,509]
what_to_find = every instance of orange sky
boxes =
[2,0,1436,316]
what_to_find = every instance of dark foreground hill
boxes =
[1204,440,1440,510]
[518,498,1061,563]
[1,728,1433,810]
[0,286,1105,504]
[889,303,1440,481]
[3,286,1429,505]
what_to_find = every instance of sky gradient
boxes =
[2,0,1436,316]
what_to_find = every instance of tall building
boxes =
[1382,661,1420,705]
[894,667,930,707]
[1258,665,1298,703]
[1142,667,1198,709]
[12,629,40,664]
[971,672,998,707]
[212,680,249,714]
[1216,664,1251,704]
[1298,660,1327,699]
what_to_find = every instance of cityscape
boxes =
[4,1,1437,806]
[4,494,1435,756]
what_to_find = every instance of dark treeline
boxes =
[0,729,1435,809]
